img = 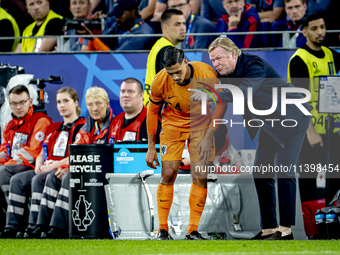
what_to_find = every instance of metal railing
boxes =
[1,29,340,54]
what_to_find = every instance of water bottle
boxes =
[325,208,340,239]
[208,232,227,240]
[315,209,327,239]
[42,143,48,161]
[6,144,10,158]
[109,137,115,144]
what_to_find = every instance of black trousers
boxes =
[253,115,310,229]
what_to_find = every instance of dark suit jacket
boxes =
[217,52,310,147]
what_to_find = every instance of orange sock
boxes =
[187,184,207,234]
[157,183,174,232]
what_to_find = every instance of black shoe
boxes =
[2,228,18,239]
[24,227,42,239]
[156,229,173,240]
[41,227,68,239]
[16,231,24,239]
[267,231,294,240]
[40,231,48,239]
[251,231,275,240]
[185,230,207,240]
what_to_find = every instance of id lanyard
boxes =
[286,22,302,38]
[94,121,100,136]
[186,13,195,47]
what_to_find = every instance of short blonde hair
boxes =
[85,86,109,104]
[208,37,242,56]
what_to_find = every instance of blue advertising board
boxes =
[114,143,162,174]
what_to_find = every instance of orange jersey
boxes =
[147,61,226,134]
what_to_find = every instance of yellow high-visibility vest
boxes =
[288,46,338,134]
[22,10,63,53]
[0,7,20,52]
[144,37,173,106]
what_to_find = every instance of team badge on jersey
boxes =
[35,131,45,141]
[161,145,167,156]
[53,131,69,157]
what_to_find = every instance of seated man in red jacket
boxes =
[0,85,53,238]
[110,78,161,141]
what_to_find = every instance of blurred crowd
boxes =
[0,0,340,53]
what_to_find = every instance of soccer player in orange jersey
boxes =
[145,47,226,240]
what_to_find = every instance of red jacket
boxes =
[110,106,147,141]
[0,107,53,168]
[43,117,86,162]
[75,108,114,145]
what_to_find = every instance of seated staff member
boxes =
[4,87,85,239]
[0,85,53,238]
[110,78,161,141]
[39,86,115,239]
[75,86,115,144]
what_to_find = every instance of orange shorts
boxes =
[160,128,215,163]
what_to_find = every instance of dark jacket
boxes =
[216,4,267,48]
[181,12,217,49]
[271,18,306,47]
[217,52,310,147]
[101,17,156,50]
[201,0,226,23]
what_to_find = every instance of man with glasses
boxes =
[168,0,217,49]
[0,85,52,238]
